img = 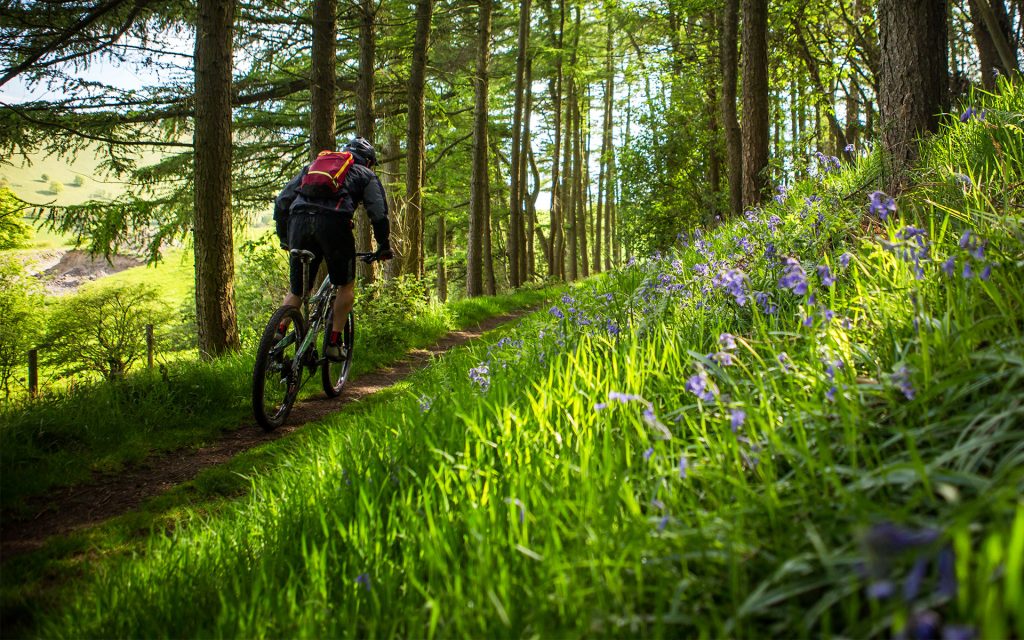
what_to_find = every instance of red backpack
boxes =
[299,150,355,198]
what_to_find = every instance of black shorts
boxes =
[287,212,356,294]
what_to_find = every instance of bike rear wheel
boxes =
[253,306,305,431]
[322,310,354,397]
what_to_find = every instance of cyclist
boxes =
[273,137,393,360]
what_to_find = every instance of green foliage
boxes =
[0,257,43,398]
[44,284,171,380]
[235,232,289,345]
[0,187,31,249]
[48,180,63,194]
[72,175,84,187]
[28,85,1024,639]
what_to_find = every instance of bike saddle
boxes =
[290,249,316,262]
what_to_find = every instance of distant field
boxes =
[1,146,166,208]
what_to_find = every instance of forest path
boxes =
[0,308,533,559]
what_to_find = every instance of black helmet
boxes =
[344,137,377,166]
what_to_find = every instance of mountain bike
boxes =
[252,249,379,431]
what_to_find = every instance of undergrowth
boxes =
[11,85,1024,638]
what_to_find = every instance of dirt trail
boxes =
[0,309,532,559]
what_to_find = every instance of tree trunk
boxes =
[508,0,531,288]
[602,12,614,272]
[878,0,948,192]
[310,0,336,158]
[523,54,536,279]
[968,0,1019,88]
[467,0,491,296]
[355,0,376,284]
[741,0,770,208]
[720,0,742,216]
[565,76,578,281]
[403,0,433,278]
[542,0,565,280]
[193,0,239,357]
[382,132,402,279]
[436,215,447,301]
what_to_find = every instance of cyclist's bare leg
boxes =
[333,282,355,333]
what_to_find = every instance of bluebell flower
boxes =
[658,515,670,531]
[730,408,746,432]
[419,396,433,412]
[678,454,688,479]
[838,252,852,269]
[869,191,897,220]
[777,352,791,371]
[942,256,955,277]
[355,573,372,591]
[979,264,991,281]
[593,402,608,411]
[802,315,814,328]
[817,264,836,287]
[962,263,973,279]
[826,385,837,402]
[767,215,782,233]
[643,406,673,440]
[960,106,976,122]
[650,498,665,510]
[719,333,737,350]
[779,257,809,295]
[844,143,855,154]
[685,371,718,402]
[550,306,564,319]
[712,351,733,366]
[469,364,491,391]
[643,447,654,461]
[892,366,915,400]
[755,291,777,315]
[609,391,644,403]
[956,174,972,188]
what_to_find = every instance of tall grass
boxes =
[0,286,555,512]
[29,87,1024,637]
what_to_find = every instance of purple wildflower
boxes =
[678,454,688,479]
[719,333,737,350]
[469,364,490,391]
[755,291,777,315]
[593,402,608,411]
[643,447,654,461]
[779,257,809,295]
[730,408,746,432]
[869,191,897,220]
[979,264,991,281]
[658,515,670,531]
[549,306,564,319]
[844,143,855,154]
[419,396,433,413]
[817,264,836,287]
[892,366,915,400]
[713,351,734,366]
[606,320,621,336]
[962,262,973,279]
[609,391,644,403]
[355,573,372,591]
[942,256,955,277]
[838,252,852,269]
[826,386,837,402]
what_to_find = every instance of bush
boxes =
[0,187,30,249]
[49,180,64,194]
[44,284,171,380]
[0,258,43,399]
[72,175,85,187]
[235,232,289,345]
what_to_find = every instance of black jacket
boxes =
[273,161,390,250]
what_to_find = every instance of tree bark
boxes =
[403,0,433,278]
[436,215,447,301]
[193,0,239,357]
[601,11,614,272]
[310,0,336,158]
[467,0,491,296]
[355,0,376,284]
[382,132,402,279]
[523,54,536,279]
[545,0,566,280]
[720,0,742,216]
[741,0,769,209]
[878,0,948,192]
[508,0,531,288]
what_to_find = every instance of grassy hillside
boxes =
[18,86,1022,638]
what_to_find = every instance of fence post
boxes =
[28,348,38,398]
[146,324,155,369]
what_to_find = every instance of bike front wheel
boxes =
[322,310,354,397]
[253,306,306,431]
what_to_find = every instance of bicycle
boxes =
[252,249,379,431]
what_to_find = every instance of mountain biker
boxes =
[273,137,393,361]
